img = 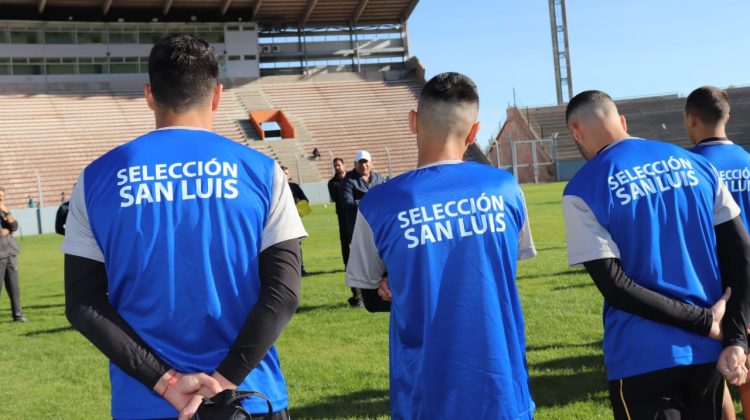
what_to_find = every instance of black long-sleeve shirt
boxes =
[65,238,302,388]
[583,216,750,350]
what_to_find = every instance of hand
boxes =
[717,345,748,385]
[211,371,237,391]
[709,287,731,340]
[158,372,222,417]
[378,277,392,302]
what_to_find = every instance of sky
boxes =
[407,0,750,148]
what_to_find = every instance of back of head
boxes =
[565,90,619,125]
[148,34,219,113]
[685,86,730,126]
[417,72,479,140]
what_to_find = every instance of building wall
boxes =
[488,107,556,184]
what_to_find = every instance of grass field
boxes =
[0,182,737,419]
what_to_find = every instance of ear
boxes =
[465,121,480,145]
[409,110,418,135]
[144,84,156,111]
[569,122,582,143]
[211,84,223,112]
[620,114,628,133]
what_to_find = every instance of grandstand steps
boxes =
[232,83,322,183]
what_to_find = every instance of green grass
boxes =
[0,182,731,419]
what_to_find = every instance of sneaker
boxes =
[12,316,28,323]
[347,297,364,308]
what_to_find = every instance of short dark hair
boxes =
[685,86,730,126]
[418,72,479,109]
[281,166,289,172]
[148,34,219,113]
[565,90,614,123]
[332,157,344,165]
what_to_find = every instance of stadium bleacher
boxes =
[493,86,750,180]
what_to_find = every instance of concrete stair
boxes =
[231,83,322,183]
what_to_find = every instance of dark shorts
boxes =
[608,363,723,420]
[132,407,290,420]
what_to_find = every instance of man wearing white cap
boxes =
[340,150,385,307]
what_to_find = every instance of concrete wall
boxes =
[11,206,60,238]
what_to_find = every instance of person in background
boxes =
[327,158,349,267]
[55,199,69,236]
[0,187,26,322]
[685,86,750,420]
[283,166,309,276]
[340,150,385,308]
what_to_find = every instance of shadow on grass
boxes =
[291,389,389,419]
[527,340,602,352]
[295,302,347,314]
[517,269,585,281]
[531,354,605,371]
[23,303,65,310]
[551,282,593,291]
[304,268,345,276]
[530,369,608,408]
[23,326,75,336]
[39,293,64,299]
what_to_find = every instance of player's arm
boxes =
[346,211,390,313]
[715,216,750,351]
[62,175,220,411]
[214,238,302,386]
[583,257,723,336]
[64,254,171,386]
[563,195,722,337]
[213,163,307,387]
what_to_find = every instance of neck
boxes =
[154,107,213,130]
[694,126,728,144]
[417,138,467,167]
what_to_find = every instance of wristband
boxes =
[161,370,178,398]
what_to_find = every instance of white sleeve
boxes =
[261,163,308,251]
[517,193,537,260]
[714,177,741,225]
[345,210,386,289]
[61,172,105,262]
[562,195,620,266]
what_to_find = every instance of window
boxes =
[139,31,166,44]
[244,55,257,61]
[10,31,41,44]
[46,63,76,75]
[198,32,224,43]
[0,57,9,75]
[109,32,137,44]
[45,31,75,44]
[77,32,104,44]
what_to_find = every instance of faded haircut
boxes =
[565,90,617,123]
[685,86,730,126]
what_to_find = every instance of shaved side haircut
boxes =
[417,72,479,138]
[566,90,619,124]
[685,86,730,126]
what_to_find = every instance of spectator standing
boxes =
[327,158,349,266]
[340,150,384,307]
[0,187,26,322]
[283,166,309,276]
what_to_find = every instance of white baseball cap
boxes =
[355,150,371,162]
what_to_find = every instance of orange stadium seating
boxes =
[0,74,422,209]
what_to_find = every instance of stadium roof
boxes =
[0,0,419,25]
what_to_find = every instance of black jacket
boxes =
[339,170,385,242]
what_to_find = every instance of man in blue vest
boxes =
[686,85,750,419]
[62,34,306,419]
[346,72,537,419]
[563,90,750,419]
